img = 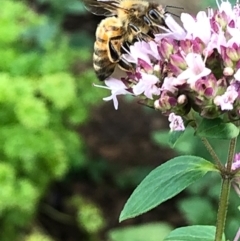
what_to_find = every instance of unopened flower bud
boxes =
[158,38,174,59]
[226,46,239,62]
[221,46,234,67]
[214,12,228,29]
[154,99,161,110]
[194,75,217,97]
[192,37,204,54]
[170,54,187,69]
[177,94,188,105]
[223,67,234,76]
[179,39,192,54]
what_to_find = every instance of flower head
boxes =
[95,0,240,130]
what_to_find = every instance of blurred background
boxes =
[0,0,239,240]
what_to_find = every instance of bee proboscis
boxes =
[83,0,169,81]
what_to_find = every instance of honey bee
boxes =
[83,0,169,80]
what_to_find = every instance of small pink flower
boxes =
[208,31,227,54]
[132,73,160,99]
[160,14,186,40]
[181,11,211,45]
[231,153,240,196]
[177,53,211,86]
[232,153,240,171]
[233,228,240,241]
[123,41,152,65]
[161,77,178,93]
[217,0,234,19]
[95,78,131,109]
[214,85,238,110]
[168,113,185,131]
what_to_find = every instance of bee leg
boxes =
[143,16,152,27]
[128,23,141,36]
[128,23,154,41]
[108,37,135,72]
[109,40,121,62]
[143,16,161,36]
[118,57,135,72]
[121,41,131,53]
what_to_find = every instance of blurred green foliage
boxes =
[152,127,240,241]
[29,0,93,49]
[35,0,86,14]
[70,195,106,234]
[24,228,54,241]
[202,0,236,7]
[0,0,106,240]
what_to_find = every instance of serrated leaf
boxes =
[169,130,184,147]
[196,118,239,139]
[164,225,225,241]
[120,156,217,222]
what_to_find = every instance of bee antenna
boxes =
[165,5,184,10]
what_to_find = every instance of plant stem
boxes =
[214,177,231,241]
[226,138,237,172]
[214,138,237,241]
[200,137,223,171]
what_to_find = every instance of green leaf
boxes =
[164,225,225,241]
[119,156,217,222]
[196,118,239,139]
[108,222,172,241]
[169,130,184,147]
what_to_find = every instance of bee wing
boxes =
[83,0,120,16]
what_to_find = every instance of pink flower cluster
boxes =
[97,0,240,131]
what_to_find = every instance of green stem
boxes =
[214,178,231,241]
[226,138,237,172]
[186,111,222,170]
[214,138,237,241]
[200,137,223,171]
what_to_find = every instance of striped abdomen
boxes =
[93,17,125,81]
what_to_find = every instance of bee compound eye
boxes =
[149,9,160,20]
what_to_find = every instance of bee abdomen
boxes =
[93,62,115,81]
[93,17,125,80]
